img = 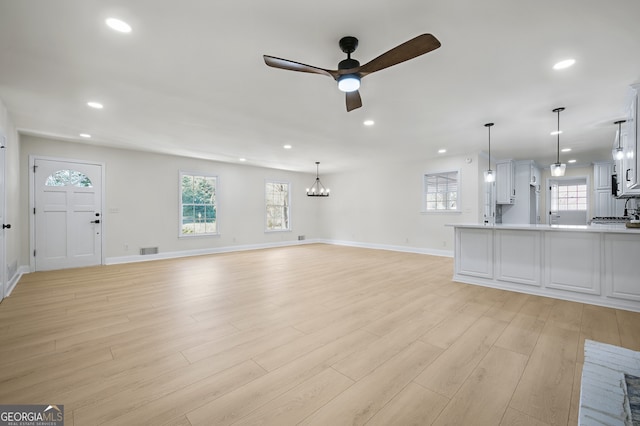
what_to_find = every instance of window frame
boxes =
[264,179,292,232]
[422,169,462,214]
[179,171,219,238]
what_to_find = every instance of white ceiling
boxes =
[1,0,639,173]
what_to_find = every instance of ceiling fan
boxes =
[263,34,441,112]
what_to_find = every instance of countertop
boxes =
[447,223,640,234]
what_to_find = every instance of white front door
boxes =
[34,158,103,271]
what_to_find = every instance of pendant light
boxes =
[612,120,626,161]
[306,162,330,197]
[550,107,566,177]
[484,123,495,182]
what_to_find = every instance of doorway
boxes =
[31,157,104,271]
[0,132,6,300]
[547,177,589,225]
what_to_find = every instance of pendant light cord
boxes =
[556,109,560,164]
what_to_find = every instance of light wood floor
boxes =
[1,244,639,425]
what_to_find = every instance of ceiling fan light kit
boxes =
[264,33,441,111]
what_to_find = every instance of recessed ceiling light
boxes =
[87,101,103,109]
[363,120,375,126]
[561,148,572,152]
[239,158,246,162]
[568,159,577,163]
[553,59,575,70]
[438,149,446,154]
[79,133,91,138]
[106,18,132,33]
[550,130,563,136]
[283,144,292,149]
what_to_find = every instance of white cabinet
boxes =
[594,162,613,190]
[501,160,540,224]
[618,84,640,196]
[594,162,626,217]
[496,160,515,204]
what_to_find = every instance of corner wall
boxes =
[319,154,481,255]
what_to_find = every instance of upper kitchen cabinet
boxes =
[496,160,515,204]
[617,84,640,196]
[594,161,613,190]
[501,160,540,224]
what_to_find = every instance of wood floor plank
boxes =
[232,368,354,426]
[500,408,552,426]
[99,360,266,426]
[495,312,546,356]
[365,382,449,426]
[509,323,580,426]
[414,316,508,398]
[185,329,377,426]
[432,346,528,426]
[616,309,640,350]
[298,341,442,426]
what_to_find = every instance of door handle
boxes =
[90,220,100,224]
[2,224,10,229]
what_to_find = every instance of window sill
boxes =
[265,229,292,233]
[179,233,221,238]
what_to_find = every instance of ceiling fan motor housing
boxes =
[339,36,358,54]
[339,58,360,71]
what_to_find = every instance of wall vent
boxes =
[298,235,306,241]
[140,247,159,255]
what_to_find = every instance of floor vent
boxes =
[140,247,159,255]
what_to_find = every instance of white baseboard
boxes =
[105,239,452,265]
[319,239,454,258]
[5,265,29,297]
[105,239,321,265]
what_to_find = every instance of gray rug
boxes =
[625,374,640,426]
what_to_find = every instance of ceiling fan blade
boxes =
[263,55,339,79]
[358,34,441,76]
[346,90,362,112]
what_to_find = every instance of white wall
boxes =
[320,154,481,254]
[20,135,322,264]
[0,98,22,283]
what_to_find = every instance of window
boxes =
[45,169,92,187]
[180,172,217,236]
[265,181,290,231]
[551,182,588,211]
[423,171,459,212]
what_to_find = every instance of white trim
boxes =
[178,170,220,238]
[106,239,319,264]
[104,238,453,265]
[422,169,462,213]
[264,179,292,232]
[5,265,29,297]
[29,155,106,271]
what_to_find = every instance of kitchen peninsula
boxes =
[449,223,640,312]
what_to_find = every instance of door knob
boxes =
[90,220,100,224]
[2,224,10,229]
